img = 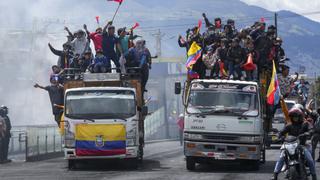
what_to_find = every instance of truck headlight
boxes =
[65,132,75,148]
[184,133,202,140]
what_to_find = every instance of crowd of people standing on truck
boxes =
[34,20,153,127]
[45,21,152,87]
[178,13,286,81]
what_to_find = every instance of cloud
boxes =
[241,0,320,22]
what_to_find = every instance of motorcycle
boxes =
[280,135,310,180]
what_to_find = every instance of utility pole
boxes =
[151,29,165,57]
[275,13,278,37]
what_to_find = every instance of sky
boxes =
[241,0,320,22]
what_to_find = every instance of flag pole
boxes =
[111,2,122,22]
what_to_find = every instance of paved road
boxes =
[0,141,319,180]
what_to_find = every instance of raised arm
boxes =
[103,21,113,34]
[48,43,63,56]
[34,83,47,90]
[64,26,74,39]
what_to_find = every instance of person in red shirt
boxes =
[84,24,103,52]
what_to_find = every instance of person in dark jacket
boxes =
[102,22,121,73]
[227,38,246,80]
[34,78,64,127]
[271,108,317,180]
[48,43,74,69]
[92,49,110,73]
[0,106,11,163]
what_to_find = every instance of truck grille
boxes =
[202,134,239,143]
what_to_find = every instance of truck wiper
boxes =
[200,109,231,115]
[67,114,96,122]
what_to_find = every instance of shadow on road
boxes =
[193,160,277,174]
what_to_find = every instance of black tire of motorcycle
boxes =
[288,166,300,180]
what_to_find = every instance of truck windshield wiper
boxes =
[66,114,96,122]
[199,108,231,115]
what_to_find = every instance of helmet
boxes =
[288,107,303,124]
[0,105,8,115]
[292,104,305,114]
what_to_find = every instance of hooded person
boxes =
[70,29,90,56]
[126,39,151,91]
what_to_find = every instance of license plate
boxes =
[214,153,236,160]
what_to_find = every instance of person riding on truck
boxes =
[92,49,110,73]
[271,107,317,180]
[34,77,64,127]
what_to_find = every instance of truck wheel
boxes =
[127,158,139,169]
[186,157,196,171]
[68,160,76,170]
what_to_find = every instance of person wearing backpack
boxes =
[312,110,320,162]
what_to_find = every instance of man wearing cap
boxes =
[84,24,103,52]
[102,21,121,72]
[34,78,64,127]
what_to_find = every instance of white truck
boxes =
[61,73,147,169]
[175,79,265,170]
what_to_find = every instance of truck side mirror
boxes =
[175,81,181,94]
[141,106,148,116]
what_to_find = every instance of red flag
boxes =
[95,16,100,24]
[107,0,123,4]
[260,17,265,23]
[131,22,139,30]
[196,20,202,34]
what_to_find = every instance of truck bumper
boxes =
[184,141,260,161]
[64,146,138,160]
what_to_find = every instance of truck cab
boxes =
[176,79,264,170]
[61,72,147,169]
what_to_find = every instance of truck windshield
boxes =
[187,89,258,117]
[65,90,136,119]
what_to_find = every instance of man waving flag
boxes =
[267,60,281,105]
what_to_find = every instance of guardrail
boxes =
[9,125,62,161]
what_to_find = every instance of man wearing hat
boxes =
[102,22,121,73]
[227,37,246,80]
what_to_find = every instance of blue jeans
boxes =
[274,146,316,175]
[228,62,242,79]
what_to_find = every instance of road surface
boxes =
[0,141,319,180]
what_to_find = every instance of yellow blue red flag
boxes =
[186,42,202,69]
[267,60,281,105]
[75,124,126,156]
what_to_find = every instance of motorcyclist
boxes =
[271,107,317,180]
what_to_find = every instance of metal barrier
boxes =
[9,125,63,161]
[144,107,166,140]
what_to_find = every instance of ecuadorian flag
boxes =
[267,60,281,105]
[186,42,202,69]
[75,124,126,156]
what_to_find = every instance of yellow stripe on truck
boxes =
[75,124,126,141]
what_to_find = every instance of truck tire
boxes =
[186,157,196,171]
[68,160,76,170]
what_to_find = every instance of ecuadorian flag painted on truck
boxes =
[75,124,126,156]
